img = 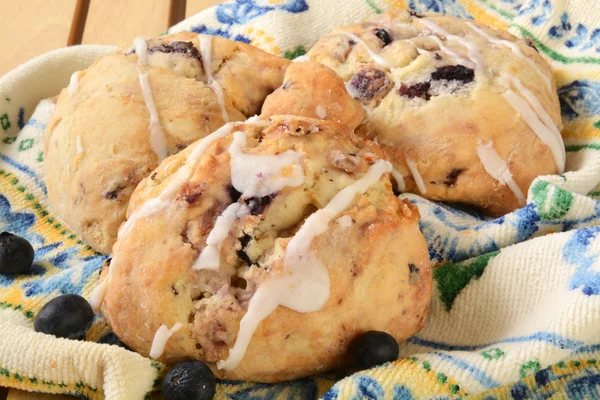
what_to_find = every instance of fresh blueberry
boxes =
[0,232,34,275]
[162,361,216,400]
[354,331,399,368]
[34,294,94,340]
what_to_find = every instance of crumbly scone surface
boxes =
[44,32,289,253]
[307,10,563,215]
[100,116,432,382]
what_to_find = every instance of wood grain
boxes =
[186,0,225,18]
[0,0,80,76]
[81,0,173,46]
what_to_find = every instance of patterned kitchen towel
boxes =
[1,0,600,399]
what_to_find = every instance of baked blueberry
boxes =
[149,41,202,62]
[228,184,242,203]
[398,82,431,100]
[374,28,393,47]
[162,361,216,400]
[431,65,475,83]
[354,331,399,368]
[34,294,94,340]
[0,232,34,275]
[347,68,391,101]
[244,196,272,215]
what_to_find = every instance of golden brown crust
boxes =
[307,11,562,216]
[44,33,289,253]
[261,61,364,130]
[100,116,431,382]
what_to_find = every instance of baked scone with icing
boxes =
[92,116,432,382]
[44,32,289,253]
[306,11,564,216]
[261,61,364,129]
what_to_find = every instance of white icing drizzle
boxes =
[76,136,83,154]
[405,157,427,194]
[90,123,239,313]
[133,37,168,163]
[139,72,168,163]
[476,140,526,205]
[292,55,311,62]
[217,159,392,371]
[134,36,150,65]
[498,74,565,173]
[244,115,263,124]
[68,71,80,96]
[193,203,250,270]
[119,123,235,240]
[198,34,229,122]
[420,19,485,78]
[391,168,406,192]
[466,22,552,92]
[427,36,473,67]
[89,277,108,312]
[315,105,327,119]
[337,215,353,228]
[341,32,390,68]
[193,129,305,270]
[228,130,305,198]
[510,76,562,145]
[149,322,183,359]
[395,22,419,32]
[502,89,565,173]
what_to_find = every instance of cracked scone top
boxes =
[95,116,432,382]
[43,32,289,253]
[306,11,564,216]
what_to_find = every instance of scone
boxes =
[44,32,289,253]
[306,11,564,216]
[93,116,432,382]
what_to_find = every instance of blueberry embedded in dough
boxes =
[431,64,475,83]
[443,168,463,186]
[237,233,254,266]
[227,184,242,203]
[103,181,129,200]
[374,28,393,47]
[148,41,202,62]
[176,182,208,206]
[243,196,272,216]
[346,68,391,101]
[398,82,431,100]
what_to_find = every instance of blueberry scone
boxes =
[306,11,564,216]
[44,32,289,253]
[91,116,432,382]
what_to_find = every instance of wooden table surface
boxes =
[0,1,226,398]
[0,0,225,77]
